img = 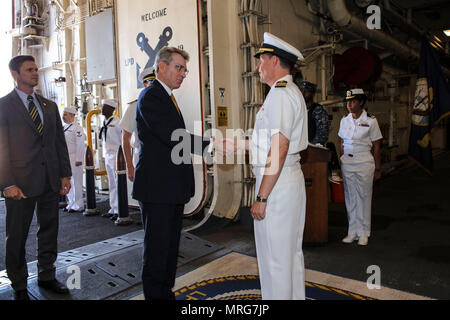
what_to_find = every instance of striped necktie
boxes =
[170,94,182,117]
[27,95,43,135]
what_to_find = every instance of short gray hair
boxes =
[155,47,190,73]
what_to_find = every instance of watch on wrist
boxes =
[256,195,267,203]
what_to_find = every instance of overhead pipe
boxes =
[381,0,425,40]
[50,0,67,13]
[327,0,418,60]
[327,0,450,78]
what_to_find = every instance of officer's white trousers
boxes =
[126,150,140,208]
[254,164,306,300]
[67,159,84,211]
[341,157,375,238]
[105,153,118,214]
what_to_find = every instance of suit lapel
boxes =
[10,90,40,135]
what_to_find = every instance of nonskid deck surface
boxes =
[0,230,223,300]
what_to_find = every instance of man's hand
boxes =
[234,138,248,152]
[3,186,27,201]
[127,164,135,182]
[251,201,267,221]
[59,177,71,196]
[374,171,382,182]
[213,138,235,156]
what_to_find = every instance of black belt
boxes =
[347,154,353,157]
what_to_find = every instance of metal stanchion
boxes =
[115,146,132,225]
[83,146,99,216]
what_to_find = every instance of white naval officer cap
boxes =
[101,99,118,109]
[345,88,366,101]
[64,107,77,114]
[138,66,156,83]
[254,32,305,63]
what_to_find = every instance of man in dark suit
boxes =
[0,55,72,300]
[133,47,230,300]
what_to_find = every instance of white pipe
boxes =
[319,98,343,106]
[389,108,395,147]
[302,43,335,52]
[328,0,416,58]
[321,53,326,101]
[51,0,66,13]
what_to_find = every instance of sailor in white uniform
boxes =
[119,67,155,210]
[100,99,122,219]
[338,89,382,246]
[62,107,86,212]
[235,33,308,299]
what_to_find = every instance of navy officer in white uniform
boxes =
[338,89,382,246]
[120,67,156,183]
[62,107,86,212]
[235,32,308,300]
[119,67,156,218]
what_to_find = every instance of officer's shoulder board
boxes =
[128,99,138,105]
[367,113,376,119]
[275,80,288,88]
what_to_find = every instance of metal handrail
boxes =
[85,109,106,176]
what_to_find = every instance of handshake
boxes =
[212,138,248,156]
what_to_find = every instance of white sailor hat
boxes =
[344,88,366,101]
[254,32,305,63]
[101,99,118,109]
[63,107,77,114]
[138,66,156,83]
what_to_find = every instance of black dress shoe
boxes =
[38,279,69,294]
[101,213,113,218]
[110,214,119,222]
[14,289,30,300]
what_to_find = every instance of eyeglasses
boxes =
[173,63,189,76]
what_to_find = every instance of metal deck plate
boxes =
[0,231,223,300]
[95,246,143,286]
[27,264,130,300]
[178,233,223,266]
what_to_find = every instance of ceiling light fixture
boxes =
[444,29,450,37]
[434,35,442,43]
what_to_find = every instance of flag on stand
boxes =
[408,38,450,175]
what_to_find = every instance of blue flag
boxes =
[408,38,450,174]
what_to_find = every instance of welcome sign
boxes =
[116,0,207,215]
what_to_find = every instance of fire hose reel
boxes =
[333,47,383,91]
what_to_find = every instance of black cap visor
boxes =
[254,44,298,64]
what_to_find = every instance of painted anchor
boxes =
[136,27,173,88]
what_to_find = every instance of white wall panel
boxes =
[116,0,206,215]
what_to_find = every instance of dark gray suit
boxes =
[0,89,71,291]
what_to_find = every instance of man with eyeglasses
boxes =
[133,47,230,300]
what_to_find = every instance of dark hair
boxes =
[9,55,35,73]
[266,53,294,71]
[353,95,367,108]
